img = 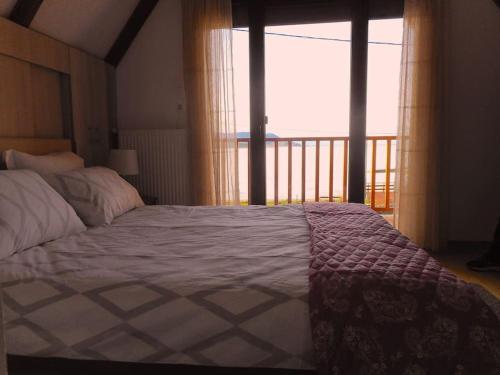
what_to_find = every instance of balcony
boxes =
[236,136,396,213]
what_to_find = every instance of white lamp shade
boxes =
[107,149,139,176]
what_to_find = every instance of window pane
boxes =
[233,28,250,204]
[365,19,403,212]
[265,23,352,203]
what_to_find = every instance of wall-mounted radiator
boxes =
[119,129,189,205]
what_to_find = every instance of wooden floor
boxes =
[434,249,500,299]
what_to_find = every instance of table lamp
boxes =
[107,149,139,176]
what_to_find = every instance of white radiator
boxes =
[119,129,189,205]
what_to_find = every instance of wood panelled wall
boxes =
[69,48,112,166]
[0,17,115,166]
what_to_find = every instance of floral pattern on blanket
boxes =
[304,203,500,375]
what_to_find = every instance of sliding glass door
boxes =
[264,23,351,205]
[233,1,403,206]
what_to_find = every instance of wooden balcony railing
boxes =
[236,135,397,212]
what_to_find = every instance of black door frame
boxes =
[248,0,267,205]
[235,0,403,205]
[348,0,369,204]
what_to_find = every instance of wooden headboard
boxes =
[0,138,72,155]
[0,17,114,166]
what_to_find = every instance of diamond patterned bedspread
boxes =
[304,203,500,375]
[0,205,314,369]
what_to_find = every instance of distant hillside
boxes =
[237,132,280,139]
[236,132,300,147]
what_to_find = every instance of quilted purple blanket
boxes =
[304,203,500,375]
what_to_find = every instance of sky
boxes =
[233,19,403,137]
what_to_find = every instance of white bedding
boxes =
[0,205,314,369]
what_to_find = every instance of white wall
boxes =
[447,0,500,242]
[116,0,500,242]
[117,0,185,130]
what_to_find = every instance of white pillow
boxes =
[48,167,145,227]
[3,149,84,175]
[0,170,86,259]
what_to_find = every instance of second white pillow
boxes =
[3,150,84,175]
[48,167,145,226]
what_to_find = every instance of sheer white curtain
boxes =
[394,0,449,251]
[182,0,239,205]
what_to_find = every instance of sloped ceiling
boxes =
[0,0,140,59]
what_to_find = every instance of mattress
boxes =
[0,205,315,369]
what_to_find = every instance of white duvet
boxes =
[0,205,314,369]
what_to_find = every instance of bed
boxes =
[1,138,499,375]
